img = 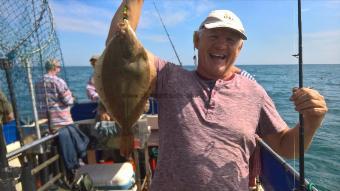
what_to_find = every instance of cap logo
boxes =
[224,14,233,21]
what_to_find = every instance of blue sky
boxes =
[50,0,340,66]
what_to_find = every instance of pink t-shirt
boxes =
[150,58,288,191]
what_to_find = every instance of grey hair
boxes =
[45,59,59,72]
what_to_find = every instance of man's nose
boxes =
[214,40,230,49]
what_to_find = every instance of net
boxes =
[0,0,66,121]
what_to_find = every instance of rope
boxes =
[306,182,316,191]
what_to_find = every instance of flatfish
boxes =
[94,20,156,156]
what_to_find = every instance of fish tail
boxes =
[119,130,134,158]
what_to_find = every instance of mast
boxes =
[297,0,305,190]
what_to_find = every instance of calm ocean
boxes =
[1,64,339,190]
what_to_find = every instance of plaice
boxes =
[94,19,156,157]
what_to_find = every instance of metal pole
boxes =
[7,133,59,159]
[21,161,37,191]
[24,58,49,186]
[24,59,43,148]
[31,154,59,175]
[298,0,305,190]
[51,145,60,176]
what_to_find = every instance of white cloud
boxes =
[51,0,113,19]
[162,11,188,26]
[140,3,189,28]
[304,30,340,39]
[304,30,340,64]
[50,0,217,35]
[142,35,168,43]
[56,16,108,36]
[193,0,217,14]
[140,0,217,29]
[138,10,158,29]
[324,0,340,8]
[50,0,112,36]
[301,8,310,12]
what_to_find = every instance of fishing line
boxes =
[152,0,182,67]
[293,133,296,190]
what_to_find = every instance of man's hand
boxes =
[290,87,328,129]
[106,0,144,45]
[263,88,327,158]
[100,112,111,121]
[5,112,14,123]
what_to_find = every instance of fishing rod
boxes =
[297,0,305,190]
[152,0,183,67]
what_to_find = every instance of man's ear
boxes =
[193,31,200,49]
[238,40,243,51]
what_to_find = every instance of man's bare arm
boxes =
[263,87,327,159]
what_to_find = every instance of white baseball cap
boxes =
[199,10,247,40]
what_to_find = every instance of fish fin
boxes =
[140,47,148,60]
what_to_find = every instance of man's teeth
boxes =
[210,54,226,59]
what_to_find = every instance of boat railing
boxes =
[6,133,59,160]
[1,123,66,191]
[257,137,318,191]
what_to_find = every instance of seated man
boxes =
[35,59,88,172]
[35,59,74,131]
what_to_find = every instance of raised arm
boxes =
[106,0,155,67]
[106,0,144,46]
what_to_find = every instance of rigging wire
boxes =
[152,0,182,67]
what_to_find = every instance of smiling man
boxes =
[194,10,246,81]
[104,1,328,190]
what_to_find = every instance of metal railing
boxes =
[1,125,64,191]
